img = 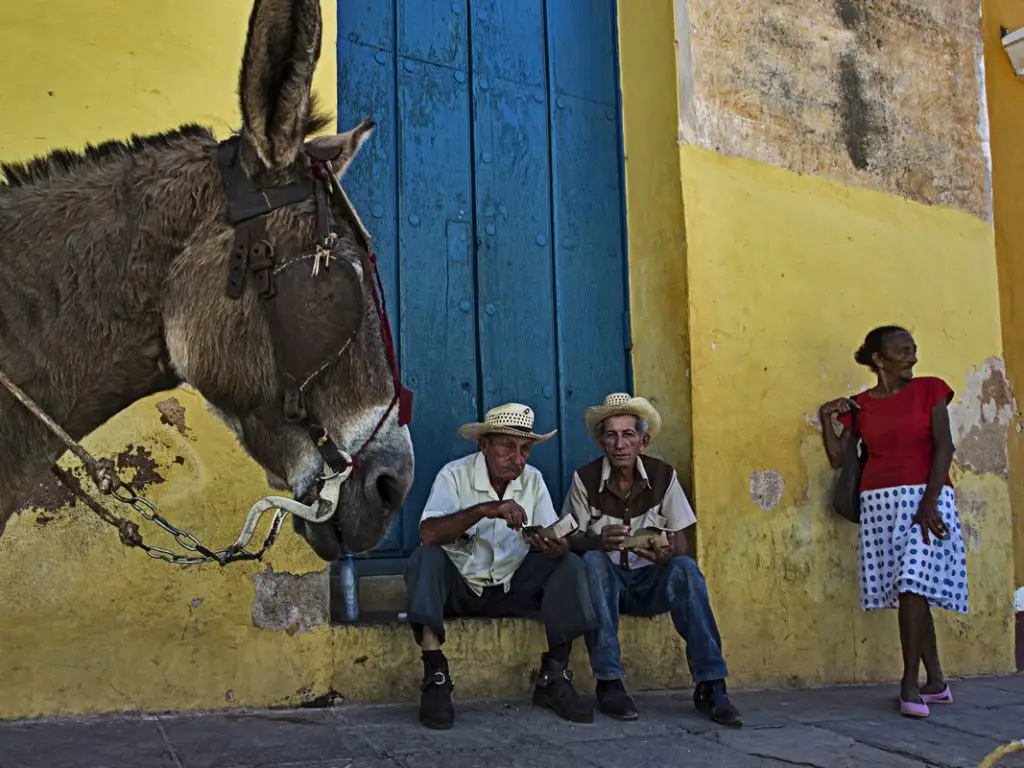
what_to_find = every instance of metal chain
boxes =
[1,366,286,567]
[108,483,288,566]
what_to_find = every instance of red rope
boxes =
[370,252,413,427]
[350,252,413,466]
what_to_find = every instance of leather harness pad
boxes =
[265,250,365,406]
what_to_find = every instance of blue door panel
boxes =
[337,0,393,51]
[545,0,618,105]
[397,0,468,70]
[470,0,547,88]
[544,0,627,495]
[549,93,628,494]
[336,0,629,563]
[396,59,477,553]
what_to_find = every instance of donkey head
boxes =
[162,0,413,560]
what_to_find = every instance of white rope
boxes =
[230,470,348,552]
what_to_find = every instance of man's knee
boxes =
[405,544,449,582]
[555,550,588,579]
[583,550,615,580]
[667,555,705,583]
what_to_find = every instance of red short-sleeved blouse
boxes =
[837,376,954,492]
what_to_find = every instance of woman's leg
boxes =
[897,592,929,702]
[919,603,946,694]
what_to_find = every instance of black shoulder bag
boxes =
[831,407,866,524]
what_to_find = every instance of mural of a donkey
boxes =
[0,0,414,562]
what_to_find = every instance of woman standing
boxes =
[819,325,967,718]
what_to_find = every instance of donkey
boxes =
[0,0,414,561]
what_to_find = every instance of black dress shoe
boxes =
[596,679,639,720]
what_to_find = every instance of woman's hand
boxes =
[913,495,949,545]
[820,397,859,417]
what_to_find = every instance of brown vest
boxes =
[576,455,677,567]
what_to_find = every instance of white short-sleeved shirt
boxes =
[420,452,558,594]
[562,455,696,570]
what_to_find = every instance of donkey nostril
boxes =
[373,471,403,509]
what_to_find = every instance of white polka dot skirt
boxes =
[858,484,968,614]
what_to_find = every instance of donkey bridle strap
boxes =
[215,135,412,482]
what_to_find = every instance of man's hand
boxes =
[600,524,629,551]
[525,532,568,558]
[913,495,948,546]
[632,531,675,566]
[487,500,527,530]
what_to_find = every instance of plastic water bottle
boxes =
[338,551,360,623]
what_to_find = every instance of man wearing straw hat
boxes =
[404,402,597,730]
[564,393,742,727]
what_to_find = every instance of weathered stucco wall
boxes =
[983,0,1024,616]
[677,0,990,219]
[0,1,340,718]
[681,148,1013,685]
[618,0,1016,686]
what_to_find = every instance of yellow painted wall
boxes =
[615,0,693,495]
[0,1,341,718]
[679,147,1013,685]
[983,0,1024,594]
[619,2,1016,685]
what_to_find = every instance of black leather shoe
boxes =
[596,679,639,720]
[694,680,742,727]
[532,654,593,723]
[419,663,455,730]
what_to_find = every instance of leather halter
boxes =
[215,136,413,483]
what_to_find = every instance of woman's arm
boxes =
[923,401,955,502]
[913,400,955,544]
[819,398,857,469]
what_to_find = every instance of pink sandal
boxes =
[920,686,953,704]
[898,698,930,718]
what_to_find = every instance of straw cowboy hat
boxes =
[584,393,662,440]
[457,402,557,443]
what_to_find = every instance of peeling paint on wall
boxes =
[155,396,190,437]
[114,444,166,490]
[949,357,1017,476]
[678,0,989,218]
[251,566,329,635]
[750,470,786,510]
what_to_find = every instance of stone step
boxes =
[325,613,692,705]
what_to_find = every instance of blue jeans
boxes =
[582,550,729,684]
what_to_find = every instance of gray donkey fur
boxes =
[0,0,414,560]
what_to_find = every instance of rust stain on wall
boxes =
[19,473,77,515]
[682,0,987,218]
[114,444,166,490]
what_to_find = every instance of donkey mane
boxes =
[0,95,334,189]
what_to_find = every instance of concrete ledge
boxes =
[329,615,692,704]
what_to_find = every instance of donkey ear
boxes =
[306,118,376,177]
[238,0,323,170]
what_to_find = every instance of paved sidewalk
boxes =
[1,675,1023,768]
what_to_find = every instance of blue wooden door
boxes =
[337,0,630,571]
